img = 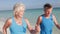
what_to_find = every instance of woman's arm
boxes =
[53,15,60,29]
[35,16,42,34]
[3,18,11,34]
[25,18,32,32]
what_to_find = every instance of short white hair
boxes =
[13,3,25,11]
[13,3,25,15]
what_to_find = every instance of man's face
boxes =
[44,8,53,15]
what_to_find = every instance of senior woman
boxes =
[3,3,33,34]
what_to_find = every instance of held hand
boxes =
[58,25,60,29]
[56,24,60,30]
[30,29,36,34]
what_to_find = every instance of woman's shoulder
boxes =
[23,18,30,24]
[6,17,12,24]
[24,18,28,21]
[4,17,12,28]
[23,17,28,21]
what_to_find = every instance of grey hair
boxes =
[13,3,25,11]
[13,3,25,15]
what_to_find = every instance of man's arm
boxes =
[53,15,60,29]
[35,16,42,34]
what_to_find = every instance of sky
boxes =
[0,0,60,10]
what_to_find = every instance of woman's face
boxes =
[44,8,52,16]
[15,5,25,18]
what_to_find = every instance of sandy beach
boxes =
[0,20,4,34]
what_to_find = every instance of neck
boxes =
[44,14,50,17]
[14,15,22,20]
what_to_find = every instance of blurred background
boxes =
[0,0,60,34]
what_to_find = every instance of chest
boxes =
[41,17,54,28]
